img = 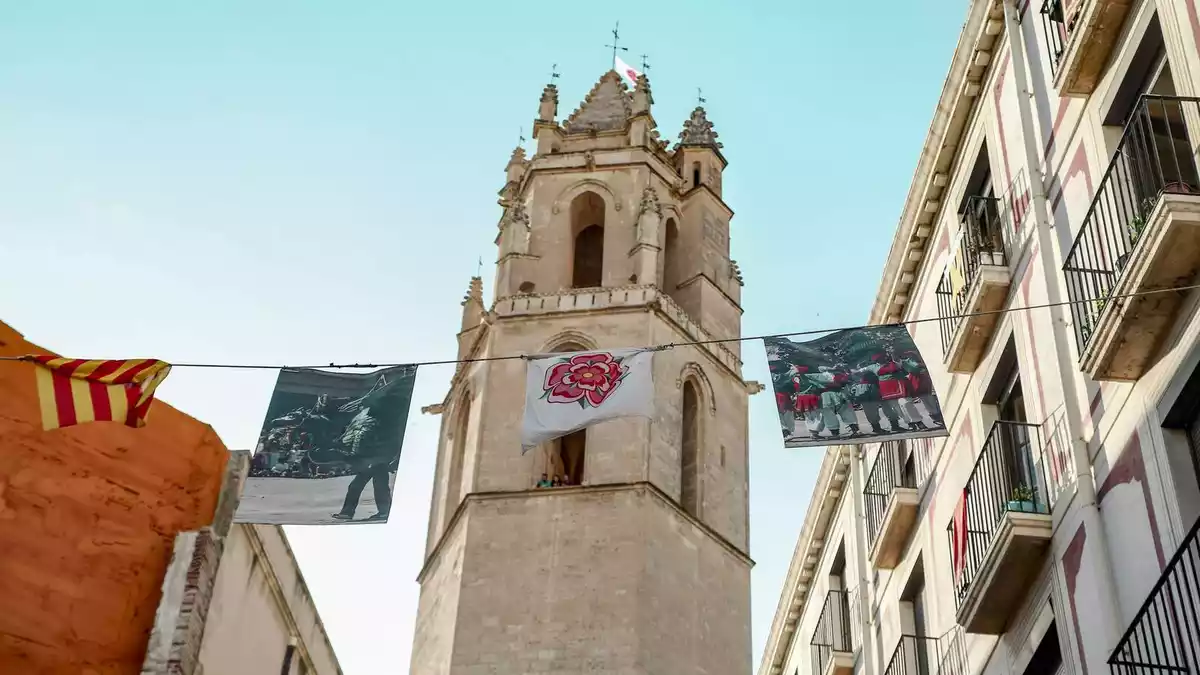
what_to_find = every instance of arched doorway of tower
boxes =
[570,191,605,289]
[662,217,681,299]
[536,340,590,487]
[681,379,701,517]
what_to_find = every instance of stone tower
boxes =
[410,70,752,675]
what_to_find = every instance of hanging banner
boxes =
[234,366,416,525]
[520,348,654,451]
[764,326,947,447]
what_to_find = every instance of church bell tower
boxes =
[410,69,752,675]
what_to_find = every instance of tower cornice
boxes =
[416,481,755,584]
[488,283,744,380]
[516,150,684,207]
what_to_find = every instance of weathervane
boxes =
[549,63,560,83]
[519,126,526,145]
[697,88,706,105]
[640,54,651,72]
[605,21,629,69]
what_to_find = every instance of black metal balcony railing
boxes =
[864,440,932,551]
[1063,95,1200,355]
[811,589,854,675]
[936,196,1008,357]
[1109,513,1200,675]
[885,635,943,675]
[947,421,1052,607]
[936,627,969,675]
[1040,0,1070,77]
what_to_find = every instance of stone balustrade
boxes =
[492,284,742,374]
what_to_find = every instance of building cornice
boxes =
[868,0,1005,325]
[757,446,851,675]
[416,481,754,584]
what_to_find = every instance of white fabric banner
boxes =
[614,55,642,87]
[520,348,654,451]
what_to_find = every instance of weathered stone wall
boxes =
[0,320,228,674]
[413,485,751,675]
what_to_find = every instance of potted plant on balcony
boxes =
[1117,196,1160,271]
[1006,483,1043,513]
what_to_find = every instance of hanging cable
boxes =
[3,282,1197,370]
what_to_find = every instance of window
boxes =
[983,338,1041,506]
[570,192,605,288]
[542,342,589,486]
[681,380,701,516]
[692,163,702,188]
[901,558,930,675]
[662,218,681,293]
[1022,620,1062,675]
[1160,356,1200,525]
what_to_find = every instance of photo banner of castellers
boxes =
[234,365,416,525]
[764,326,947,447]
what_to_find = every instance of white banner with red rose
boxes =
[520,348,654,451]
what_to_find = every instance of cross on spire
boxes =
[605,21,629,69]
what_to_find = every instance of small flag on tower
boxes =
[614,55,642,87]
[26,356,172,431]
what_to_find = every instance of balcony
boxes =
[865,441,929,569]
[884,635,942,675]
[1109,514,1200,675]
[949,421,1054,634]
[810,589,855,675]
[1050,0,1136,96]
[1063,96,1200,381]
[935,627,968,675]
[937,196,1012,373]
[1040,0,1070,79]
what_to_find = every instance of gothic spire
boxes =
[677,107,722,149]
[538,82,559,123]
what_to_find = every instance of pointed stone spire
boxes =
[564,71,632,134]
[631,186,663,284]
[538,83,559,122]
[677,107,722,149]
[460,276,485,334]
[505,145,529,190]
[631,74,653,116]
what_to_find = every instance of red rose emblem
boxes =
[542,352,629,408]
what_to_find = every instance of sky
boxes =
[0,2,966,672]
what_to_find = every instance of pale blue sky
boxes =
[0,2,965,672]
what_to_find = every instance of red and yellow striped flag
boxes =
[25,356,172,431]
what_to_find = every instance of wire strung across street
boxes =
[3,282,1198,371]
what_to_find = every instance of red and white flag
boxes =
[615,55,642,87]
[951,488,969,584]
[520,348,654,451]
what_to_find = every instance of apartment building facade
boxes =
[760,2,1200,675]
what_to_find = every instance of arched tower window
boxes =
[663,218,681,294]
[692,162,702,189]
[570,192,605,288]
[443,393,470,529]
[681,380,701,516]
[539,341,589,487]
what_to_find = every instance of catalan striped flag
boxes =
[25,356,172,431]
